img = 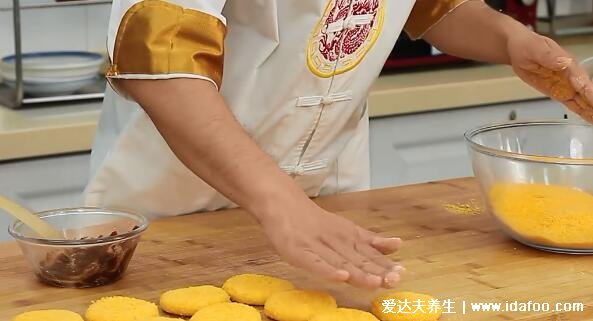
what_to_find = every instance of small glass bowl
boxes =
[8,207,148,288]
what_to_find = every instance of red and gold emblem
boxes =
[307,0,385,78]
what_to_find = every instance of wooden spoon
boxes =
[0,195,63,240]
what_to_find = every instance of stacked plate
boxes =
[0,51,105,97]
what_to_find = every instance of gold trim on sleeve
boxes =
[404,0,475,40]
[107,0,227,89]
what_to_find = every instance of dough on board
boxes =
[13,310,83,321]
[160,285,230,316]
[222,273,294,305]
[85,296,159,321]
[189,302,261,321]
[264,290,337,321]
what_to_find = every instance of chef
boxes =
[86,0,593,289]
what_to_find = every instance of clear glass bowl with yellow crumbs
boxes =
[465,121,593,254]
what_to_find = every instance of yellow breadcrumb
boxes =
[13,310,83,321]
[490,183,593,248]
[189,302,261,321]
[222,273,294,305]
[160,285,230,316]
[264,290,337,321]
[442,199,482,216]
[85,296,159,321]
[310,308,379,321]
[372,291,441,321]
[531,66,575,101]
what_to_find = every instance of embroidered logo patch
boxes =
[307,0,385,78]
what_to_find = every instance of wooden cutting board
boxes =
[2,177,593,321]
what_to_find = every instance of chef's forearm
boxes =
[421,0,527,65]
[118,78,314,218]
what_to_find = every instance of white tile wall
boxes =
[0,1,110,58]
[86,4,112,52]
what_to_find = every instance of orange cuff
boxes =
[404,0,475,40]
[107,0,226,89]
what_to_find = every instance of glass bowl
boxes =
[8,207,148,288]
[465,121,593,254]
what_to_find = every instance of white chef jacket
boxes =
[85,0,473,218]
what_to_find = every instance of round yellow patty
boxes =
[371,292,441,321]
[264,290,337,321]
[160,285,230,316]
[189,302,261,321]
[222,274,295,305]
[140,318,185,321]
[13,310,83,321]
[310,308,379,321]
[85,296,159,321]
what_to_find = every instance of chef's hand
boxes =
[120,79,402,290]
[423,0,593,121]
[507,30,593,122]
[258,201,403,289]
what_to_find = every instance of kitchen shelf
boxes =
[1,0,111,108]
[538,14,593,37]
[538,0,593,37]
[0,0,112,11]
[0,78,107,106]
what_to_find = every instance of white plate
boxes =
[0,51,105,96]
[0,51,104,82]
[4,77,98,97]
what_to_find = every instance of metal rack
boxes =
[0,0,112,109]
[538,0,593,37]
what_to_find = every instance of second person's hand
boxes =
[258,199,403,289]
